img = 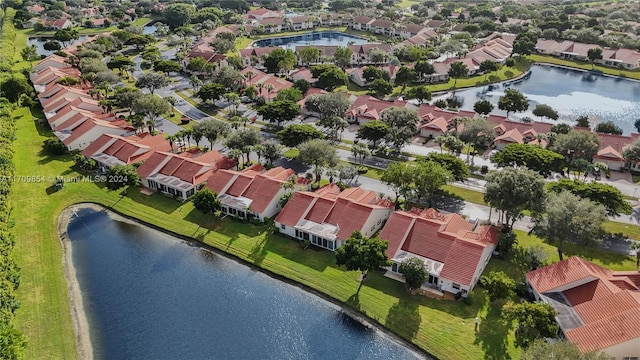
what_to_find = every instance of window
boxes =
[328,241,334,250]
[452,283,461,290]
[280,224,285,229]
[322,238,328,248]
[391,263,398,272]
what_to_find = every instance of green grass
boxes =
[527,54,640,81]
[441,185,488,206]
[283,148,299,159]
[396,0,419,8]
[12,105,526,360]
[603,221,640,240]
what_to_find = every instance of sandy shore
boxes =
[58,203,431,360]
[58,204,101,360]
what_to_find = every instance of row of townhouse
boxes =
[267,182,498,297]
[339,93,639,171]
[199,160,500,297]
[526,257,640,359]
[31,54,237,200]
[536,39,640,69]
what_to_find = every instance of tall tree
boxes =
[512,32,537,56]
[498,88,529,119]
[197,82,226,103]
[422,153,470,181]
[263,48,297,74]
[368,78,393,98]
[381,162,414,204]
[107,55,135,76]
[394,65,417,93]
[335,231,390,287]
[333,46,353,69]
[547,179,632,216]
[473,99,494,115]
[532,190,607,260]
[357,120,389,148]
[414,60,435,81]
[276,124,324,147]
[304,93,351,120]
[297,139,339,182]
[484,168,546,231]
[381,107,419,151]
[532,104,559,121]
[413,161,453,206]
[398,258,428,290]
[298,47,321,66]
[316,66,348,91]
[192,119,230,149]
[406,85,431,104]
[191,189,222,216]
[502,301,558,348]
[163,3,196,28]
[491,143,565,177]
[153,60,182,75]
[458,118,495,158]
[135,72,171,95]
[261,139,283,166]
[225,129,262,166]
[587,47,603,69]
[105,165,139,191]
[479,271,515,302]
[132,94,171,132]
[623,138,640,164]
[594,121,623,135]
[257,100,300,128]
[550,130,601,163]
[447,61,468,88]
[479,60,499,79]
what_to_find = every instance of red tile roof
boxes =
[136,150,232,186]
[526,257,640,353]
[380,208,498,287]
[82,133,171,164]
[206,165,299,214]
[275,185,393,239]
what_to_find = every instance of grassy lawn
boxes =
[283,148,299,159]
[12,105,525,360]
[22,17,152,37]
[527,54,640,81]
[603,221,640,240]
[440,185,488,206]
[396,0,419,7]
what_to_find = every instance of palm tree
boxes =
[256,83,264,97]
[266,84,274,101]
[244,71,255,86]
[189,75,202,93]
[166,134,177,153]
[228,148,243,169]
[632,242,640,271]
[183,129,193,148]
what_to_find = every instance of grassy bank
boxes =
[13,105,516,359]
[527,54,640,80]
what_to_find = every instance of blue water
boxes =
[142,24,157,35]
[253,31,369,50]
[28,35,90,56]
[67,208,421,360]
[451,64,640,134]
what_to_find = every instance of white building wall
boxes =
[359,207,392,238]
[67,127,133,151]
[276,222,296,238]
[260,188,287,220]
[468,244,497,291]
[598,336,640,359]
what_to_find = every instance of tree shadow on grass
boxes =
[385,296,422,341]
[346,292,360,311]
[248,235,268,266]
[474,299,511,360]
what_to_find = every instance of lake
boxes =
[253,31,369,50]
[449,64,640,134]
[28,35,90,56]
[66,207,422,360]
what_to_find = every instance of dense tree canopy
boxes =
[521,340,610,360]
[547,178,632,216]
[502,301,558,348]
[532,190,607,260]
[335,231,390,278]
[257,100,300,128]
[594,121,623,135]
[550,130,601,163]
[491,143,565,177]
[498,89,529,119]
[297,139,339,182]
[163,3,196,28]
[532,104,559,121]
[484,168,546,231]
[421,153,470,181]
[276,124,324,147]
[357,120,389,148]
[398,258,428,290]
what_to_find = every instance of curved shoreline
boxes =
[59,203,432,360]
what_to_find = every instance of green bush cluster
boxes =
[0,100,26,359]
[0,8,16,72]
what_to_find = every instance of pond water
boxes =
[142,24,157,35]
[67,207,421,360]
[27,35,90,56]
[449,64,640,134]
[254,31,369,50]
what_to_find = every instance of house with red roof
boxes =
[247,8,282,21]
[348,65,399,87]
[238,47,281,68]
[136,150,234,200]
[27,4,45,14]
[44,18,73,30]
[43,96,101,121]
[48,106,115,130]
[32,54,71,73]
[82,133,171,172]
[206,164,309,222]
[275,184,394,251]
[30,67,81,93]
[345,95,416,125]
[351,16,374,31]
[379,208,498,297]
[240,67,292,100]
[536,39,640,69]
[55,119,136,151]
[526,257,640,358]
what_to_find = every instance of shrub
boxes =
[43,138,68,155]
